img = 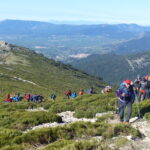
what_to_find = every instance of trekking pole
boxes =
[114,98,118,114]
[134,92,141,119]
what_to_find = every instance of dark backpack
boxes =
[146,81,150,89]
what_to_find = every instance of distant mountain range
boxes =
[71,52,150,84]
[1,19,150,61]
[1,20,150,84]
[0,19,148,38]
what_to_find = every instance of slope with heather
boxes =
[0,41,104,99]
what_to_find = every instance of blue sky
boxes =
[0,0,150,25]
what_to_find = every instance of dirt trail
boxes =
[26,108,150,150]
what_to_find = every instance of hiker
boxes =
[30,95,36,101]
[145,75,149,81]
[50,93,56,100]
[134,75,142,97]
[138,78,147,101]
[5,93,12,102]
[13,93,21,102]
[146,76,150,99]
[71,92,77,99]
[25,93,31,101]
[79,89,84,95]
[37,95,44,103]
[65,90,71,99]
[87,87,93,94]
[101,85,112,94]
[117,80,135,123]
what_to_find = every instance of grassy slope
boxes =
[1,44,150,150]
[0,45,105,100]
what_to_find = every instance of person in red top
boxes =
[66,90,71,99]
[79,89,84,95]
[25,93,31,101]
[6,93,12,102]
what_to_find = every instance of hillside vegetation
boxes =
[71,52,150,84]
[1,92,148,150]
[0,41,104,99]
[1,41,150,150]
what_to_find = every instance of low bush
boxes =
[144,112,150,120]
[0,111,62,130]
[114,137,129,148]
[48,93,116,118]
[96,114,114,122]
[132,99,150,117]
[43,139,112,150]
[0,144,30,150]
[0,128,22,148]
[0,101,38,111]
[13,121,141,146]
[13,122,108,145]
[102,123,142,139]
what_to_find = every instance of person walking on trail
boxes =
[25,93,31,101]
[134,75,142,97]
[66,90,71,99]
[117,80,135,123]
[139,78,147,101]
[50,93,56,100]
[87,87,93,94]
[6,93,12,102]
[71,92,77,99]
[146,76,150,99]
[79,89,84,95]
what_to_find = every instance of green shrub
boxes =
[132,99,150,117]
[96,114,114,122]
[0,144,30,150]
[13,122,109,145]
[0,101,38,111]
[102,123,142,139]
[48,93,116,118]
[144,112,150,120]
[0,128,22,148]
[0,110,62,130]
[13,121,141,147]
[43,140,74,150]
[43,139,111,150]
[43,103,53,110]
[114,137,129,148]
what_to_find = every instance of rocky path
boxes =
[26,108,150,150]
[25,111,97,132]
[130,120,150,150]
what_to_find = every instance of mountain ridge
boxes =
[71,52,150,84]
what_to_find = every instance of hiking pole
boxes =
[134,92,141,119]
[114,98,118,114]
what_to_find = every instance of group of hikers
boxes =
[116,75,150,124]
[5,93,44,103]
[6,93,22,102]
[4,88,95,102]
[65,88,94,99]
[50,87,112,100]
[3,74,150,124]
